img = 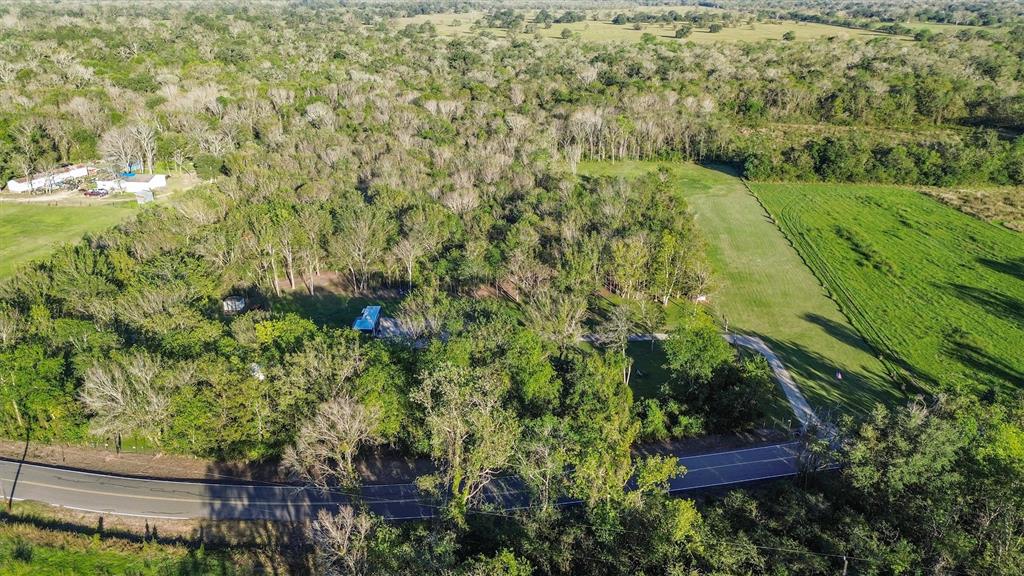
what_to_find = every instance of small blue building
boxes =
[352,305,382,335]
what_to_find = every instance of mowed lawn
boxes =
[752,182,1024,397]
[0,202,138,278]
[580,160,903,417]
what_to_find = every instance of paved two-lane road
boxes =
[0,442,805,521]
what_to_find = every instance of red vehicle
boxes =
[83,189,108,197]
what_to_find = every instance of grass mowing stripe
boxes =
[751,181,1024,398]
[769,188,905,387]
[770,189,905,373]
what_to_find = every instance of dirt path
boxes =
[725,333,819,429]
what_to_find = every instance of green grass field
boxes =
[751,182,1024,398]
[0,516,233,575]
[0,202,138,279]
[392,11,892,44]
[0,500,281,575]
[625,341,671,400]
[580,160,904,418]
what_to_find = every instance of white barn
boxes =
[6,164,90,193]
[96,174,168,194]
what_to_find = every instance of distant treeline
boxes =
[738,131,1024,186]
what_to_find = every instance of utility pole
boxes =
[6,396,33,513]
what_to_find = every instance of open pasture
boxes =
[390,11,890,44]
[0,202,139,279]
[751,182,1024,397]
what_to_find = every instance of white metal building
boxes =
[5,164,90,193]
[96,173,168,193]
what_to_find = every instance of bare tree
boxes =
[517,420,568,511]
[311,506,375,576]
[440,187,479,215]
[0,305,22,348]
[502,251,553,303]
[304,102,336,130]
[13,120,40,179]
[44,118,73,163]
[522,288,587,354]
[129,123,158,173]
[394,285,449,341]
[391,206,448,289]
[330,206,391,292]
[268,87,295,113]
[247,209,283,296]
[284,394,380,489]
[563,141,583,175]
[99,125,139,173]
[79,351,190,443]
[594,303,636,387]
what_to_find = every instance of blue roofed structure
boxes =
[352,305,382,334]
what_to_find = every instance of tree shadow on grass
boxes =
[944,339,1024,392]
[742,331,910,417]
[799,312,934,394]
[944,282,1024,329]
[978,256,1024,282]
[700,161,743,178]
[0,508,266,575]
[271,291,399,329]
[196,512,314,574]
[800,313,879,357]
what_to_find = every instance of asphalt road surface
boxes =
[0,442,805,521]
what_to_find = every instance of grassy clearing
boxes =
[0,512,235,575]
[751,182,1024,398]
[0,501,298,575]
[580,160,903,418]
[0,172,200,280]
[272,290,401,329]
[0,201,138,279]
[625,340,671,400]
[391,11,891,44]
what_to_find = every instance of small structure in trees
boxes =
[222,296,247,315]
[249,363,265,381]
[352,305,382,335]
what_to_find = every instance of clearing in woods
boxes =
[751,182,1024,398]
[0,174,198,279]
[0,202,139,279]
[580,161,904,417]
[390,11,898,44]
